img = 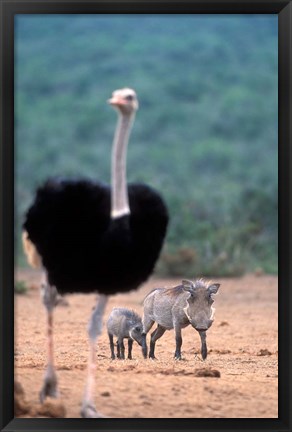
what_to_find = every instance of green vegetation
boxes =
[15,15,278,276]
[15,280,28,295]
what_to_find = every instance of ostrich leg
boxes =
[39,277,59,403]
[81,294,108,418]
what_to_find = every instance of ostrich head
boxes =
[108,88,139,115]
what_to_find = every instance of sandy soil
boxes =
[14,269,278,418]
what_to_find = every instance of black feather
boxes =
[23,178,168,295]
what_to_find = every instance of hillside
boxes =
[15,15,278,275]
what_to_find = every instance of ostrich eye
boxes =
[125,94,134,101]
[135,326,141,332]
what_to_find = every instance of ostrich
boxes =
[22,88,169,418]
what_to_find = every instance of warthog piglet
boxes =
[107,307,147,359]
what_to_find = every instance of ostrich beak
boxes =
[108,97,126,106]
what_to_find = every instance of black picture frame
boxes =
[0,1,291,431]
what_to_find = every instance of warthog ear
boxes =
[182,279,194,292]
[208,283,220,295]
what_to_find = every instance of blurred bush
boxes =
[15,280,28,295]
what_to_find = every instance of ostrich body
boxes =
[23,180,167,295]
[22,88,168,417]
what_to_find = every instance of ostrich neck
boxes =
[111,112,135,219]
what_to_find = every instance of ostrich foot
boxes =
[80,402,108,418]
[39,366,59,403]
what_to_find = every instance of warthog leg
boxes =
[141,333,148,359]
[199,331,207,360]
[108,333,115,360]
[117,338,125,359]
[127,339,133,359]
[149,324,166,359]
[116,341,121,358]
[174,325,183,360]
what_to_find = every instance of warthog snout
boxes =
[191,319,214,332]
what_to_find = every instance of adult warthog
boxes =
[143,278,220,360]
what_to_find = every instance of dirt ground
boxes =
[14,269,278,418]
